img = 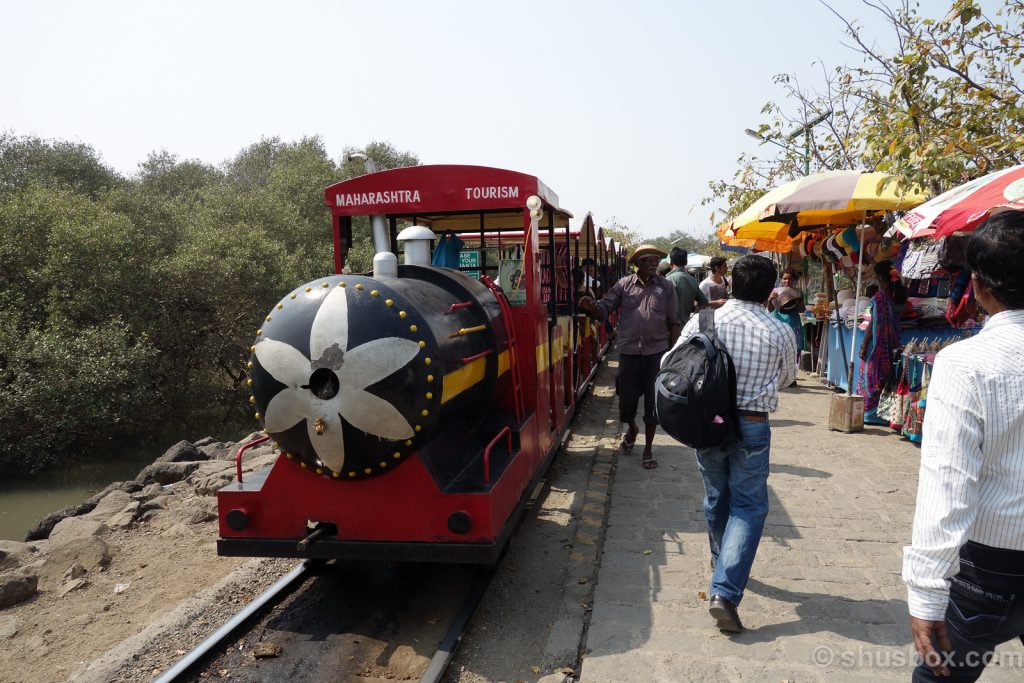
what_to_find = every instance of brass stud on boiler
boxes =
[290,293,297,299]
[250,345,256,353]
[332,471,340,478]
[405,440,412,446]
[249,396,255,404]
[399,311,407,318]
[386,299,394,307]
[246,361,253,369]
[305,287,312,293]
[300,462,307,468]
[427,374,434,382]
[379,461,386,468]
[348,471,356,478]
[418,341,426,348]
[256,329,262,336]
[415,425,422,432]
[420,409,429,417]
[247,378,253,386]
[285,453,293,459]
[254,412,261,420]
[363,467,372,474]
[425,392,433,400]
[355,283,364,290]
[339,281,346,287]
[371,290,379,297]
[277,303,283,310]
[266,315,272,322]
[322,282,330,288]
[410,324,417,332]
[393,451,401,458]
[424,357,432,366]
[316,468,323,475]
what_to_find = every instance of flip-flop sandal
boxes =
[642,455,658,469]
[620,432,637,452]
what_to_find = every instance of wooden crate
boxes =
[828,394,864,433]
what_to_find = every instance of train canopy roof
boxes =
[323,164,572,231]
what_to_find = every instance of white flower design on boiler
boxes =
[253,285,418,472]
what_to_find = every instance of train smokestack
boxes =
[344,152,391,264]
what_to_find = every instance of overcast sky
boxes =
[1,1,933,238]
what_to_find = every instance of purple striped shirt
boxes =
[594,274,681,355]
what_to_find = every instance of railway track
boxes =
[153,558,495,683]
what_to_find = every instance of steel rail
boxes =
[417,567,495,683]
[153,561,312,683]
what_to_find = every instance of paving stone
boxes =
[578,651,658,682]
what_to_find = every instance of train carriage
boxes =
[217,164,621,563]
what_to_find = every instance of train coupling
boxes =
[297,522,338,553]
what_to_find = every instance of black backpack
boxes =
[655,309,739,449]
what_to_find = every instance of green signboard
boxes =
[460,250,480,278]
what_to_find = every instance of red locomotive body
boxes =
[216,164,624,563]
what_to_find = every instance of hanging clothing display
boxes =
[432,231,464,269]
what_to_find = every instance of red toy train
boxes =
[216,163,625,563]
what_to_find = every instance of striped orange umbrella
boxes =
[720,170,926,246]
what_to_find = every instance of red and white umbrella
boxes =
[893,164,1024,239]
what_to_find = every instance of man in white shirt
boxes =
[699,256,730,309]
[903,210,1024,682]
[581,257,602,297]
[672,254,797,633]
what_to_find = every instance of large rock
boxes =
[0,615,18,639]
[24,480,141,541]
[179,498,218,525]
[106,501,140,529]
[134,461,200,486]
[39,537,111,588]
[131,483,163,501]
[84,490,133,524]
[49,517,107,546]
[198,441,237,461]
[0,569,38,607]
[190,460,236,496]
[0,540,42,572]
[153,440,208,464]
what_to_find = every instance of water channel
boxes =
[0,447,158,541]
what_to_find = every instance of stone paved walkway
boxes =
[579,364,1024,682]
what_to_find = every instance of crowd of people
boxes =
[575,211,1024,681]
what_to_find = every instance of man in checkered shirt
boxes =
[671,254,797,633]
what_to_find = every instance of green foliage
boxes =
[0,132,122,198]
[648,230,726,259]
[599,216,644,254]
[0,134,419,474]
[0,317,157,473]
[705,0,1024,220]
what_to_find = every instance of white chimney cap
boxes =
[397,226,436,243]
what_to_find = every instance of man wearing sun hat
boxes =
[578,244,682,469]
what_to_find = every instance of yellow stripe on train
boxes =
[441,350,511,404]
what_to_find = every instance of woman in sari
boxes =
[859,260,907,424]
[768,268,805,360]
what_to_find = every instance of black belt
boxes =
[737,409,768,422]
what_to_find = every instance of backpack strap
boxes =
[701,307,740,442]
[698,308,715,335]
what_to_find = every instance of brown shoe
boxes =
[708,595,743,633]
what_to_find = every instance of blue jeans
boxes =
[695,420,771,606]
[912,541,1024,683]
